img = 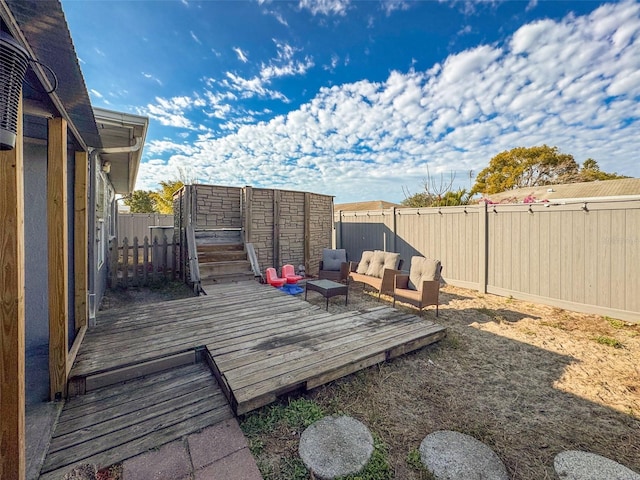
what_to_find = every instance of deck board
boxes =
[69,282,446,414]
[40,362,232,479]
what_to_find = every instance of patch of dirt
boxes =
[98,281,197,312]
[298,283,640,479]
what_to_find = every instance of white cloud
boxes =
[137,2,640,203]
[222,72,289,101]
[90,89,103,98]
[298,0,350,16]
[265,9,289,26]
[142,72,163,86]
[233,46,249,63]
[143,95,204,129]
[190,31,201,44]
[381,0,410,16]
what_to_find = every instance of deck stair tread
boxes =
[40,362,232,479]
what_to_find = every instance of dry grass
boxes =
[256,283,640,479]
[97,281,640,479]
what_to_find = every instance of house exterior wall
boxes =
[24,142,49,350]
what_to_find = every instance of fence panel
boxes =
[118,213,173,244]
[108,235,177,289]
[336,199,640,322]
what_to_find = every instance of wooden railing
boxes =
[109,235,178,288]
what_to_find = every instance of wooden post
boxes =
[132,237,139,287]
[74,151,88,331]
[304,192,311,275]
[0,98,26,480]
[273,190,281,269]
[122,237,129,288]
[48,117,69,400]
[244,186,253,244]
[143,236,150,286]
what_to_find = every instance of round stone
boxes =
[554,450,640,480]
[419,430,508,480]
[299,415,374,479]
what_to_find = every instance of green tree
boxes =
[150,180,184,214]
[578,158,628,182]
[123,190,156,213]
[471,145,579,195]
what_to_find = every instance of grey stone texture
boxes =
[193,449,263,480]
[554,450,640,480]
[123,439,191,480]
[187,420,248,470]
[299,415,374,479]
[123,418,262,480]
[419,430,508,480]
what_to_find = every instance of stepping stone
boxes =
[299,415,374,479]
[419,430,508,480]
[554,450,640,480]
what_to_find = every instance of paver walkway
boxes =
[123,418,262,480]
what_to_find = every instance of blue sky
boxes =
[61,0,640,203]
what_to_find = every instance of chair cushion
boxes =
[356,251,374,275]
[383,252,401,271]
[408,257,441,290]
[322,248,346,271]
[363,250,398,278]
[364,250,385,278]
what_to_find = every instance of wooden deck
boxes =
[42,281,446,476]
[40,362,232,479]
[69,281,447,415]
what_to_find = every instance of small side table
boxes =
[305,279,348,310]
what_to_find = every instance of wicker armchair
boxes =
[393,256,442,316]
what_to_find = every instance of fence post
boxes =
[335,210,342,249]
[122,237,129,288]
[304,192,311,274]
[132,236,139,287]
[478,202,488,293]
[390,207,397,253]
[273,189,281,270]
[109,237,118,288]
[153,236,160,283]
[143,236,150,286]
[244,186,253,244]
[163,235,169,279]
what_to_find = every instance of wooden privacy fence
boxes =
[108,235,178,288]
[335,198,640,322]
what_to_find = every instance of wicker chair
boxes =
[393,256,442,316]
[318,248,348,283]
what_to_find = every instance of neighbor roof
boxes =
[335,200,401,211]
[487,178,640,203]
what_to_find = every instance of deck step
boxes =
[197,250,247,263]
[199,260,252,277]
[68,350,199,397]
[197,242,244,253]
[42,362,233,480]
